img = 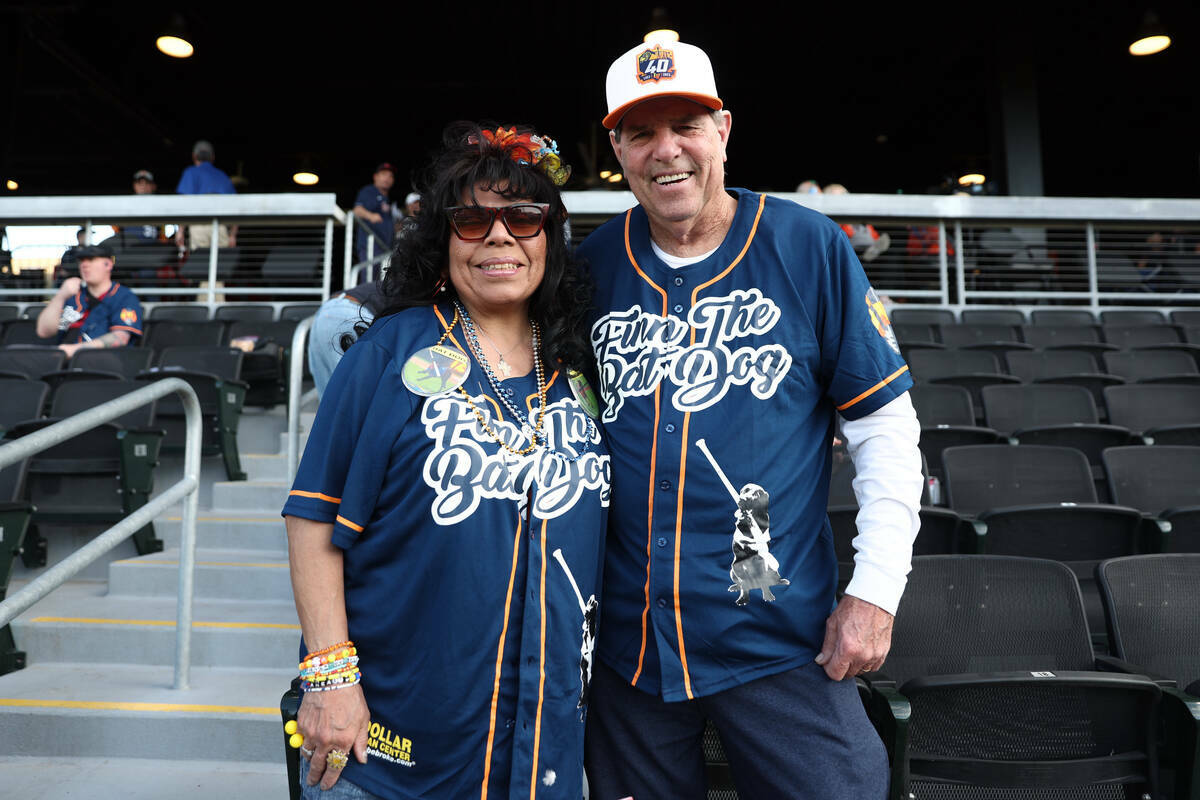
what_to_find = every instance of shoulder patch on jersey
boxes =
[637,46,676,84]
[865,288,900,354]
[120,307,138,325]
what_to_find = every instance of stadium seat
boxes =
[0,458,33,675]
[279,303,321,322]
[909,384,1004,483]
[180,248,239,283]
[0,304,19,322]
[890,308,955,326]
[1019,323,1114,354]
[1170,310,1200,327]
[891,322,938,345]
[214,304,275,322]
[1103,323,1185,348]
[7,379,164,555]
[1103,349,1200,385]
[1,320,59,347]
[225,320,299,406]
[0,378,48,436]
[1101,309,1166,326]
[906,350,1019,421]
[827,505,973,592]
[980,383,1136,466]
[1104,385,1200,446]
[936,324,1033,362]
[147,304,210,322]
[0,348,66,379]
[137,346,248,481]
[142,320,226,353]
[1030,308,1096,326]
[1104,446,1200,553]
[1097,554,1200,799]
[68,347,155,379]
[959,308,1026,326]
[865,555,1163,800]
[261,247,322,282]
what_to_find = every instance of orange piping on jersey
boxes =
[623,209,668,687]
[836,365,910,411]
[432,304,467,353]
[528,519,549,799]
[672,412,695,699]
[690,193,766,303]
[334,515,363,533]
[109,325,142,335]
[288,490,342,504]
[480,516,523,800]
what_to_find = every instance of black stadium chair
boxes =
[1030,308,1096,326]
[1170,310,1200,327]
[0,378,48,437]
[1019,323,1114,354]
[142,320,226,353]
[890,308,955,327]
[261,247,322,282]
[865,555,1163,800]
[935,324,1032,362]
[906,350,1019,421]
[180,248,239,283]
[1104,384,1200,446]
[0,305,19,322]
[68,347,155,379]
[1104,446,1200,553]
[0,348,66,379]
[214,304,275,323]
[891,323,938,345]
[1103,349,1200,385]
[960,308,1026,326]
[225,320,299,406]
[826,505,972,592]
[147,304,210,322]
[909,384,1004,483]
[1,320,59,347]
[0,458,33,674]
[279,303,321,322]
[1097,554,1200,799]
[1101,309,1166,326]
[981,383,1136,466]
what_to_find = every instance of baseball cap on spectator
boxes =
[404,192,421,205]
[76,243,115,260]
[133,169,155,182]
[603,39,722,129]
[375,162,396,175]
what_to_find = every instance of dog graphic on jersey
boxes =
[552,549,598,712]
[696,439,790,606]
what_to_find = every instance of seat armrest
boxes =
[1093,654,1176,687]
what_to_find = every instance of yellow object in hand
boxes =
[288,732,304,749]
[284,720,298,735]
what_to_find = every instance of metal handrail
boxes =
[0,378,202,690]
[344,213,391,289]
[287,315,319,480]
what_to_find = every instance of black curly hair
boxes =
[375,121,594,374]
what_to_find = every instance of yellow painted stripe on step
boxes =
[164,516,284,522]
[0,699,275,714]
[29,617,300,630]
[111,561,288,568]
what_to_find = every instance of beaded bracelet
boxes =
[304,667,360,684]
[300,656,359,678]
[301,669,362,693]
[299,643,356,672]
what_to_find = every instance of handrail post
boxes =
[937,222,950,306]
[322,219,334,301]
[343,213,355,289]
[173,382,203,690]
[288,315,317,480]
[207,218,220,307]
[1085,222,1100,312]
[953,221,966,311]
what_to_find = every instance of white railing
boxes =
[0,378,202,689]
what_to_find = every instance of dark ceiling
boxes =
[2,1,1197,205]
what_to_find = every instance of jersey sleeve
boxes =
[818,232,913,421]
[353,186,375,210]
[111,289,143,338]
[282,337,413,549]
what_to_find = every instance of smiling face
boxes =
[446,183,547,321]
[611,96,732,230]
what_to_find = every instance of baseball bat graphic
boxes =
[695,438,769,540]
[552,548,588,614]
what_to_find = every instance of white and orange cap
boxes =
[603,40,722,130]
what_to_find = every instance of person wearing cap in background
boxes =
[175,140,238,250]
[36,242,143,357]
[579,38,923,798]
[403,191,421,218]
[352,163,397,276]
[124,169,167,242]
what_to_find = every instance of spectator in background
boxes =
[306,281,385,395]
[175,140,238,250]
[352,163,396,272]
[36,243,143,357]
[402,191,421,217]
[824,183,891,262]
[125,170,166,242]
[797,179,822,195]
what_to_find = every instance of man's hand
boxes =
[58,277,82,297]
[297,684,371,790]
[815,594,894,680]
[370,212,384,224]
[58,342,84,357]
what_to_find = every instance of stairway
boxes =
[0,405,311,797]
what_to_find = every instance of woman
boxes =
[283,122,609,799]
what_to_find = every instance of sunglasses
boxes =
[445,203,550,241]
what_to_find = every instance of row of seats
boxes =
[891,306,1200,326]
[898,321,1200,349]
[0,302,319,324]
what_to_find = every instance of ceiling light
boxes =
[5,180,17,191]
[293,172,319,186]
[157,14,194,58]
[958,173,986,186]
[607,173,623,183]
[1129,12,1170,56]
[599,170,612,179]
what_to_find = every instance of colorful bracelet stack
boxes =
[300,641,362,693]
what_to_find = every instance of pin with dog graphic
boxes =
[695,439,790,606]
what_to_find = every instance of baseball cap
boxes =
[133,169,155,182]
[76,243,115,260]
[375,162,396,175]
[603,39,722,130]
[404,192,421,205]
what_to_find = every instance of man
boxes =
[306,280,386,395]
[175,140,237,249]
[352,163,396,268]
[36,243,143,357]
[579,39,923,798]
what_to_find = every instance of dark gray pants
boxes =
[585,660,888,800]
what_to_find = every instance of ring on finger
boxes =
[299,746,314,757]
[327,749,349,770]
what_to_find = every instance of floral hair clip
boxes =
[468,126,572,187]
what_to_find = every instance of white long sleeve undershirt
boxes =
[839,391,924,615]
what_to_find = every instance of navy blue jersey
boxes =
[59,282,143,344]
[580,188,911,702]
[282,305,610,800]
[354,184,395,261]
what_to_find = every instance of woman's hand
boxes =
[298,683,371,790]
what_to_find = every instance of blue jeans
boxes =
[298,756,382,799]
[308,295,375,395]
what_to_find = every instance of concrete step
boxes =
[11,523,141,584]
[0,756,287,800]
[9,581,298,669]
[211,480,290,513]
[107,548,293,602]
[157,512,287,552]
[243,451,288,482]
[0,663,294,762]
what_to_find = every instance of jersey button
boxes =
[673,304,683,313]
[657,597,668,608]
[673,276,684,286]
[664,423,676,433]
[657,537,667,548]
[658,479,672,491]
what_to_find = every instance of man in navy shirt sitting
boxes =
[351,162,396,269]
[36,243,143,357]
[175,140,237,250]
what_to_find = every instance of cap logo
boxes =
[636,46,676,84]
